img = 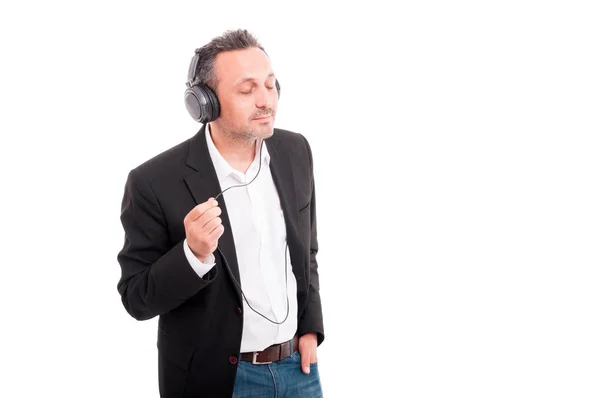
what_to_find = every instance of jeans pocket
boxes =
[291,350,318,367]
[291,350,301,362]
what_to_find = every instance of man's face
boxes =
[213,47,278,141]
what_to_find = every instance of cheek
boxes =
[221,99,251,123]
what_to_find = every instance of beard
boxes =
[217,110,276,144]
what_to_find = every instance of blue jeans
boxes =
[232,351,323,397]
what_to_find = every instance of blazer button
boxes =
[229,356,238,365]
[235,307,242,315]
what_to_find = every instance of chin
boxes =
[254,125,274,139]
[258,129,274,140]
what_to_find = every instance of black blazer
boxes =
[116,125,324,397]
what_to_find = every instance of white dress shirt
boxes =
[182,126,298,353]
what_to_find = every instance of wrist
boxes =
[186,240,208,262]
[301,332,318,341]
[193,250,208,263]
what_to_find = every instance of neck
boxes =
[208,123,258,173]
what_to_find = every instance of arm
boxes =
[116,168,217,321]
[183,239,216,277]
[296,135,325,346]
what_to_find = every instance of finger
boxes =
[184,198,218,224]
[207,224,224,241]
[300,347,311,374]
[202,216,222,232]
[197,206,221,229]
[184,199,215,224]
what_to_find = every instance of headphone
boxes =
[184,49,281,123]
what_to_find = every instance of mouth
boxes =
[252,115,272,121]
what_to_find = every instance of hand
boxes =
[298,332,318,374]
[184,198,224,262]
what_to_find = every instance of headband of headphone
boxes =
[184,49,280,124]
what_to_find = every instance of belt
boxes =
[240,336,299,364]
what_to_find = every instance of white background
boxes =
[1,1,599,397]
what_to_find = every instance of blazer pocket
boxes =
[298,201,310,214]
[157,330,195,372]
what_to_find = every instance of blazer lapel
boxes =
[183,125,242,301]
[266,137,308,292]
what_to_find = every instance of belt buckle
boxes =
[252,351,272,365]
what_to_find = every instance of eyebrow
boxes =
[234,73,275,86]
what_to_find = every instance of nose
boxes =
[255,86,276,109]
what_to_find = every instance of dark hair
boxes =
[190,29,265,90]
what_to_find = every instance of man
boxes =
[116,29,324,397]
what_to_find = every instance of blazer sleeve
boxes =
[116,168,217,321]
[296,135,325,346]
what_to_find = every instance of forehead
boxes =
[214,47,273,85]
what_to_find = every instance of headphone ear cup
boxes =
[203,85,220,121]
[276,79,281,98]
[184,84,220,123]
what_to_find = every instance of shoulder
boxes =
[271,127,313,159]
[270,127,316,187]
[125,136,193,186]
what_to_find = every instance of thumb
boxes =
[301,349,311,374]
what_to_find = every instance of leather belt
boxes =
[240,335,299,364]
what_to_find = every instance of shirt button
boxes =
[229,356,238,365]
[235,307,242,315]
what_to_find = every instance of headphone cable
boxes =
[213,138,290,325]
